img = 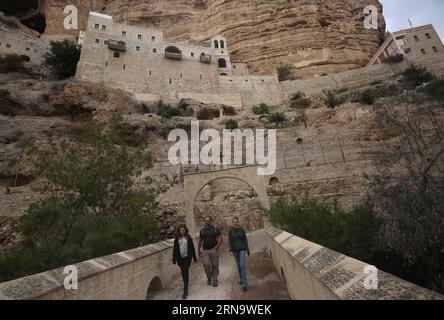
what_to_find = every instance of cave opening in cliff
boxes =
[0,0,38,15]
[0,0,46,33]
[21,12,46,34]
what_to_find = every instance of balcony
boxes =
[107,40,126,51]
[199,53,211,63]
[164,46,182,60]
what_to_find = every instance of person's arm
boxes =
[197,235,202,257]
[190,237,197,262]
[243,229,250,255]
[172,239,177,264]
[215,228,223,250]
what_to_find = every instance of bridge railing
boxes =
[265,227,443,300]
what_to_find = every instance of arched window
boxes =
[218,58,227,68]
[164,46,182,60]
[165,46,181,54]
[214,40,219,48]
[220,40,225,49]
[268,177,279,186]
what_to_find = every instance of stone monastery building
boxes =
[75,12,284,108]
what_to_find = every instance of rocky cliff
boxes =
[5,0,385,78]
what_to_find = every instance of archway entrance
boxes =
[193,177,264,234]
[182,166,269,234]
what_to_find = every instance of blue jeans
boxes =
[233,250,248,285]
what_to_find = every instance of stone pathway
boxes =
[152,251,290,300]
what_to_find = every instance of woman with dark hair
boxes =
[228,217,250,291]
[172,224,197,299]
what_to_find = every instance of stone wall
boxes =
[0,28,49,63]
[218,75,284,107]
[177,92,242,108]
[282,54,444,97]
[0,239,177,300]
[266,228,443,300]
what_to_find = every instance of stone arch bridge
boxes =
[0,166,442,300]
[0,228,441,300]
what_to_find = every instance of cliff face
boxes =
[12,0,386,78]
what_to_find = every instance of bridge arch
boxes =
[146,275,163,300]
[183,166,270,234]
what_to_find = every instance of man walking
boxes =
[198,216,223,287]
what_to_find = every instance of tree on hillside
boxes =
[0,113,161,282]
[363,102,444,293]
[45,39,81,79]
[276,63,295,82]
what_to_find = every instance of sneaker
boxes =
[242,284,248,292]
[212,281,218,287]
[182,292,188,300]
[207,279,212,285]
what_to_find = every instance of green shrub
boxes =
[0,113,158,282]
[222,105,236,116]
[370,80,383,86]
[335,88,348,94]
[45,39,81,79]
[401,64,435,89]
[267,112,286,127]
[157,103,183,119]
[422,78,444,101]
[0,54,24,73]
[197,107,219,120]
[225,119,238,130]
[321,90,346,108]
[262,196,381,262]
[359,90,376,105]
[252,103,270,115]
[277,63,295,82]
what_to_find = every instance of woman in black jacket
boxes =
[172,224,197,300]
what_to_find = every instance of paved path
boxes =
[152,251,290,300]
